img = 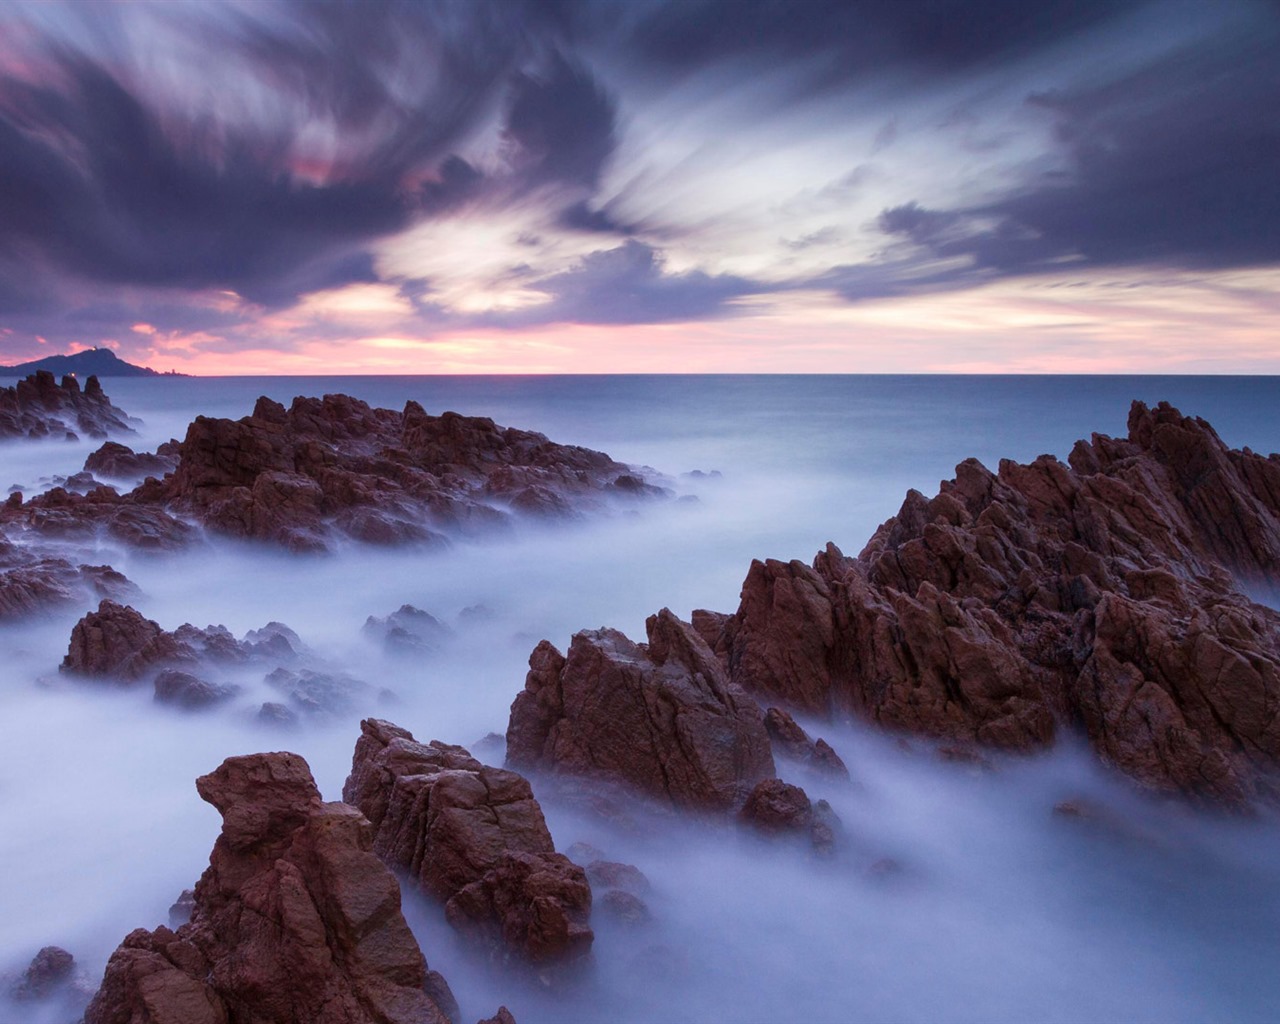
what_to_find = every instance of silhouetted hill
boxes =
[0,348,187,378]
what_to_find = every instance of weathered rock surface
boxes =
[1,391,668,553]
[506,608,776,811]
[0,371,133,441]
[84,440,179,481]
[0,551,135,619]
[739,779,840,853]
[62,600,195,681]
[344,719,593,966]
[9,945,77,1000]
[763,708,850,779]
[158,394,664,550]
[477,1009,516,1024]
[61,601,331,714]
[84,751,454,1024]
[710,401,1280,807]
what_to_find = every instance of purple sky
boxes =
[1,0,1278,373]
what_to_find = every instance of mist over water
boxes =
[2,374,1279,1023]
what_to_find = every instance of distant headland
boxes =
[0,347,188,378]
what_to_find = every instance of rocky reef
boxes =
[85,751,456,1024]
[0,371,134,442]
[1,392,669,553]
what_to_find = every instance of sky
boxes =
[0,0,1277,375]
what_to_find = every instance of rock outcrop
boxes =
[0,546,135,619]
[506,608,776,811]
[709,401,1280,807]
[1,391,669,553]
[344,719,593,966]
[158,394,666,550]
[0,371,134,440]
[84,751,455,1024]
[84,440,179,481]
[57,600,364,716]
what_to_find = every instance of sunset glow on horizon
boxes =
[1,1,1277,375]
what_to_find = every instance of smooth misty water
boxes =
[1,375,1278,1023]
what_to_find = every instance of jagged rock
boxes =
[153,670,239,709]
[363,604,452,655]
[0,371,133,440]
[343,718,593,965]
[10,945,75,1000]
[62,600,194,681]
[763,708,850,779]
[506,608,776,811]
[740,780,841,854]
[84,751,453,1024]
[84,440,178,481]
[167,890,195,928]
[0,391,668,553]
[477,1008,517,1024]
[711,401,1280,808]
[0,558,135,619]
[62,601,313,701]
[152,393,668,550]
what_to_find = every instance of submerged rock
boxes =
[84,751,454,1024]
[706,401,1280,808]
[363,604,453,655]
[344,718,593,966]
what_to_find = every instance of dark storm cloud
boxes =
[0,0,588,313]
[503,52,617,190]
[610,0,1120,88]
[869,7,1280,289]
[493,240,760,326]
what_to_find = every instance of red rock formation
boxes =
[156,394,665,550]
[84,751,454,1024]
[84,441,178,481]
[1,391,667,553]
[0,553,134,619]
[343,719,593,966]
[506,608,776,811]
[763,708,850,779]
[714,401,1280,807]
[62,600,194,681]
[0,371,133,440]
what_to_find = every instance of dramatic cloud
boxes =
[0,0,1276,371]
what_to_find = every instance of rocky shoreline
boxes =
[6,394,1280,1021]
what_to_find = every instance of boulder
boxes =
[343,719,592,966]
[84,752,454,1024]
[506,609,775,811]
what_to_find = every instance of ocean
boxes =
[2,374,1278,1023]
